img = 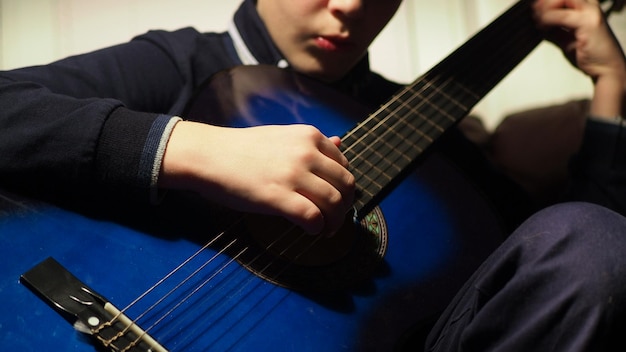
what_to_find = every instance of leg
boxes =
[426,202,626,352]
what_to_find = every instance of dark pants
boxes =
[426,202,626,351]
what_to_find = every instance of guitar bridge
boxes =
[20,257,167,352]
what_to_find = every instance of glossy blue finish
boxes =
[0,68,504,351]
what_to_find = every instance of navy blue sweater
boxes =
[0,0,624,228]
[0,1,401,200]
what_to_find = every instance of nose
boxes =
[328,0,365,19]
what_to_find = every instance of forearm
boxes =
[569,68,626,214]
[0,78,174,201]
[589,66,626,119]
[0,30,194,199]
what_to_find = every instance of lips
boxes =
[315,36,355,51]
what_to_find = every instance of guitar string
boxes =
[154,17,528,346]
[97,210,285,348]
[346,52,502,186]
[147,222,326,342]
[341,0,534,159]
[161,227,331,350]
[93,231,229,336]
[342,77,471,208]
[123,221,328,350]
[130,57,454,350]
[138,5,532,350]
[122,248,248,352]
[342,78,474,207]
[146,6,535,349]
[96,219,248,345]
[94,187,327,345]
[341,1,536,214]
[179,11,536,344]
[103,0,540,348]
[338,78,446,202]
[107,237,241,347]
[105,211,325,349]
[98,212,280,344]
[160,1,616,348]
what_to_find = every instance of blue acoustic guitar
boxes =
[1,1,544,350]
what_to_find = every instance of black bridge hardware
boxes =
[20,257,168,352]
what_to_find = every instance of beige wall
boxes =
[1,0,625,128]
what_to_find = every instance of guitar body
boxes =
[0,66,505,351]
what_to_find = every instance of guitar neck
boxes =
[343,0,542,217]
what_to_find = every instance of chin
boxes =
[298,63,353,83]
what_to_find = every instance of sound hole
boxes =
[235,207,388,292]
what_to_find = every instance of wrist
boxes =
[590,71,626,119]
[158,121,217,192]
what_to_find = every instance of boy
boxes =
[1,0,625,350]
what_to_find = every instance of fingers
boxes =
[279,172,351,235]
[328,135,342,148]
[534,0,599,10]
[287,130,355,234]
[315,135,354,206]
[532,0,620,70]
[250,126,354,235]
[319,134,349,168]
[300,163,355,234]
[531,0,625,119]
[275,191,326,235]
[533,0,602,29]
[169,123,356,235]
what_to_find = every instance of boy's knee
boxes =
[517,202,626,301]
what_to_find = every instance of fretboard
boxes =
[343,0,543,218]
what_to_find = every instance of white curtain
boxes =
[1,0,624,127]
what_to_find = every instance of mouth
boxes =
[314,36,355,52]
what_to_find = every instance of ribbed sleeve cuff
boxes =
[95,107,180,200]
[148,115,182,203]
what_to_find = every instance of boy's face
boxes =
[257,0,402,82]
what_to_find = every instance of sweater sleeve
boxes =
[0,28,201,201]
[567,118,626,215]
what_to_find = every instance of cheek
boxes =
[368,2,402,30]
[290,0,325,19]
[359,18,393,47]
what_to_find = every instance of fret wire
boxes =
[346,95,448,206]
[351,133,406,186]
[357,76,463,163]
[381,112,434,157]
[346,157,386,188]
[348,114,422,180]
[349,0,537,157]
[353,157,394,185]
[345,79,436,160]
[112,3,545,346]
[347,143,402,185]
[398,78,462,141]
[405,79,475,133]
[350,147,406,194]
[354,124,414,165]
[435,2,538,99]
[343,0,541,211]
[402,78,464,125]
[347,123,417,185]
[396,100,446,134]
[347,73,464,170]
[347,93,447,207]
